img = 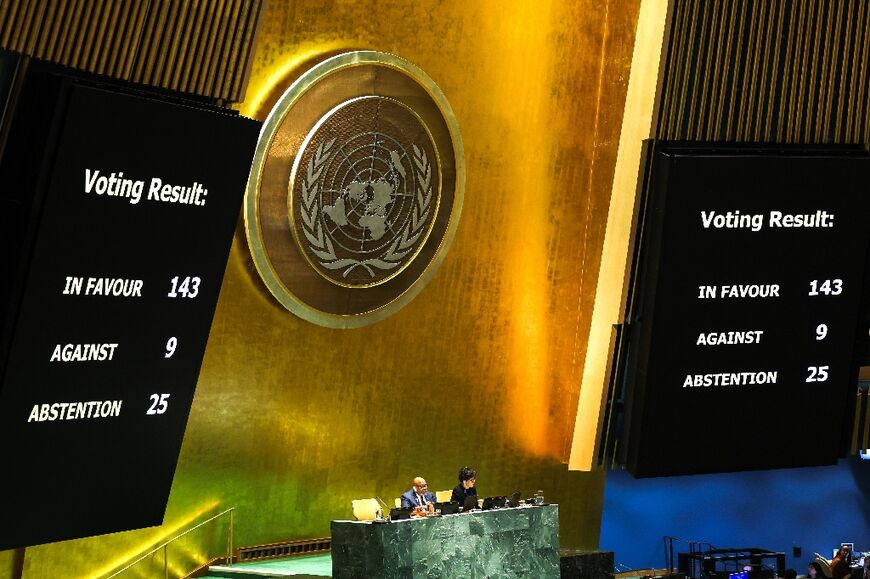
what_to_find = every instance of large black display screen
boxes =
[621,144,870,477]
[0,81,259,548]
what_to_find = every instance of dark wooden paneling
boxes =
[658,0,870,144]
[0,0,263,103]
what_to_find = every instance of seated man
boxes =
[400,476,435,509]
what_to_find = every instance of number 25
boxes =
[147,393,170,415]
[806,366,829,383]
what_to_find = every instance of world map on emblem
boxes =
[290,96,441,287]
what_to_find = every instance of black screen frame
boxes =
[619,141,870,477]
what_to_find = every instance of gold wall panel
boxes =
[569,0,671,471]
[3,0,641,576]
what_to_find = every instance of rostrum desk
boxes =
[331,503,560,578]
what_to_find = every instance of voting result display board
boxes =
[621,144,870,477]
[0,71,259,548]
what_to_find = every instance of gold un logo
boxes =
[245,51,464,328]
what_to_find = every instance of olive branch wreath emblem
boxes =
[299,138,433,279]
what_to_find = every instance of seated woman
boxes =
[450,466,477,505]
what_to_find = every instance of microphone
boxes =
[374,496,390,521]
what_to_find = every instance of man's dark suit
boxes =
[400,488,436,508]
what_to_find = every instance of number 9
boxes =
[165,337,178,358]
[815,324,828,341]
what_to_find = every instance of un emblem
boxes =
[291,97,440,287]
[245,52,463,328]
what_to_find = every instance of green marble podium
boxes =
[331,504,560,578]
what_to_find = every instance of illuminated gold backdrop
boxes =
[6,0,641,576]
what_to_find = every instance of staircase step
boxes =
[207,565,324,577]
[206,553,331,578]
